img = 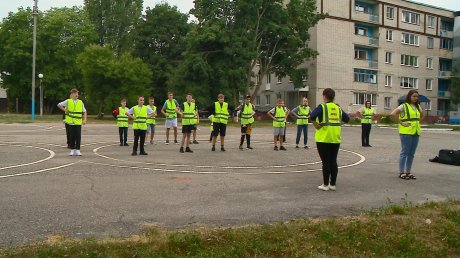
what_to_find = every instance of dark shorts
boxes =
[192,124,197,131]
[240,124,252,134]
[212,123,227,137]
[182,125,193,134]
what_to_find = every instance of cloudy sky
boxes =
[0,0,459,21]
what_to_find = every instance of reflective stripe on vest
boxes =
[296,105,310,125]
[398,103,421,135]
[315,103,342,143]
[117,107,129,127]
[361,107,374,124]
[241,104,254,125]
[166,100,177,118]
[212,102,229,124]
[146,105,156,125]
[182,102,196,125]
[65,99,83,125]
[273,107,286,128]
[133,105,148,130]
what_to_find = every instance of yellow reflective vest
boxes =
[146,105,156,125]
[182,102,196,125]
[241,104,255,125]
[117,107,129,127]
[212,102,229,124]
[132,105,148,130]
[65,99,83,125]
[315,103,342,143]
[398,103,421,135]
[361,107,374,124]
[273,107,286,128]
[165,100,177,119]
[296,105,310,125]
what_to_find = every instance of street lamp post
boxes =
[31,0,38,121]
[39,73,43,116]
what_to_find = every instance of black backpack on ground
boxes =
[430,149,460,166]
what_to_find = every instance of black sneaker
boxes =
[139,152,148,155]
[131,152,137,156]
[185,147,193,153]
[274,146,279,151]
[180,147,184,153]
[239,145,243,150]
[193,140,199,144]
[120,143,123,146]
[304,145,309,149]
[212,146,216,151]
[246,146,253,150]
[124,143,129,146]
[280,146,287,151]
[221,147,226,152]
[295,145,299,149]
[174,140,179,145]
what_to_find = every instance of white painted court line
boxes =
[0,143,55,170]
[0,162,77,179]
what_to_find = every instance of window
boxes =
[401,33,420,46]
[402,10,420,25]
[385,52,393,64]
[265,95,271,105]
[354,49,367,59]
[427,37,434,49]
[385,75,392,87]
[426,79,433,90]
[277,77,282,84]
[386,30,393,41]
[353,93,377,105]
[400,77,418,89]
[441,21,453,31]
[302,75,307,82]
[384,97,391,109]
[424,101,432,111]
[355,27,367,36]
[354,69,377,84]
[386,7,394,19]
[427,16,435,28]
[426,58,433,69]
[266,74,271,84]
[440,38,453,50]
[400,55,419,67]
[355,4,365,13]
[256,95,261,105]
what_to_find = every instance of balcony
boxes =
[354,35,379,47]
[353,59,378,69]
[438,91,451,98]
[439,49,453,59]
[438,71,452,78]
[440,30,454,38]
[354,11,379,24]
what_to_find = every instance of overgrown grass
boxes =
[1,200,459,257]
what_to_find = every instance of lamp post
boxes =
[38,73,43,116]
[31,0,38,121]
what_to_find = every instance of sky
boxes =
[1,0,459,21]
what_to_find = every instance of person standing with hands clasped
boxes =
[356,100,376,147]
[126,96,155,156]
[211,93,230,151]
[179,93,197,153]
[267,99,290,151]
[390,89,423,180]
[311,88,349,191]
[161,91,180,145]
[291,97,311,149]
[117,99,129,146]
[57,88,87,156]
[236,95,256,150]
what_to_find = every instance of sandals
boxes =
[399,173,416,180]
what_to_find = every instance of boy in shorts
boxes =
[267,99,289,151]
[146,96,157,144]
[161,91,180,144]
[211,93,230,151]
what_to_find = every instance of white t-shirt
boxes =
[58,99,86,113]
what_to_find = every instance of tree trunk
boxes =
[97,100,104,119]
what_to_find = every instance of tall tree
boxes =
[84,0,143,57]
[132,3,192,99]
[77,45,151,116]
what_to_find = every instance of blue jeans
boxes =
[399,134,419,174]
[296,124,308,145]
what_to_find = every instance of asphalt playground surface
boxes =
[0,122,459,247]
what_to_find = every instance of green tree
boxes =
[77,45,151,116]
[132,3,192,99]
[84,0,143,57]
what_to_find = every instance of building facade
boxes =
[252,0,459,117]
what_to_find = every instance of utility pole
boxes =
[31,0,38,121]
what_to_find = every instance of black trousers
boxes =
[65,123,70,147]
[316,142,340,186]
[133,129,146,153]
[68,125,82,150]
[119,127,128,144]
[361,123,372,146]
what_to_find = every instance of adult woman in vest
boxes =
[356,100,376,147]
[291,97,311,149]
[311,88,350,191]
[390,90,423,180]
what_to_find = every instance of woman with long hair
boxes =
[390,90,424,180]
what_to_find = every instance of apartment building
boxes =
[252,0,459,117]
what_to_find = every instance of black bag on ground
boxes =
[437,149,460,166]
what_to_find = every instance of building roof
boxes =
[399,0,455,12]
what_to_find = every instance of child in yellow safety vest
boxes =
[267,99,290,151]
[117,99,129,146]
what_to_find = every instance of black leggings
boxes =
[361,123,371,146]
[68,125,82,150]
[119,127,128,144]
[133,129,146,153]
[316,142,340,186]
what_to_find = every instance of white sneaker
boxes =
[69,149,75,156]
[317,184,329,191]
[328,185,336,191]
[74,150,82,156]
